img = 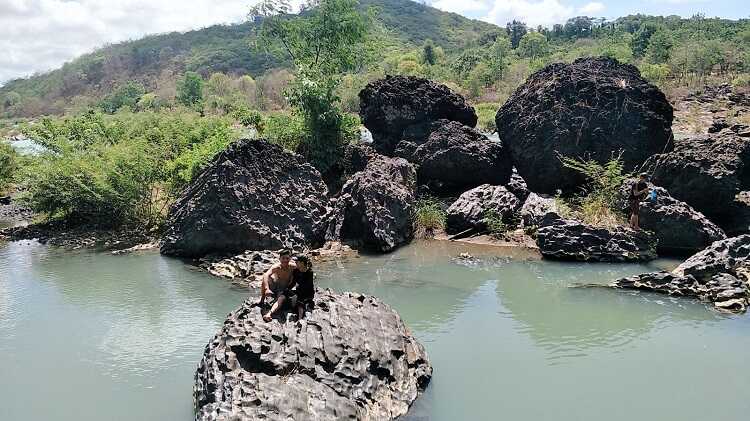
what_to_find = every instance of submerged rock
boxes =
[325,156,416,253]
[194,290,432,421]
[359,75,477,154]
[610,270,749,313]
[618,181,726,254]
[496,56,673,194]
[536,219,657,262]
[650,131,750,224]
[445,184,520,234]
[395,120,513,193]
[160,139,329,258]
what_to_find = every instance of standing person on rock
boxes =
[260,249,296,321]
[629,173,651,230]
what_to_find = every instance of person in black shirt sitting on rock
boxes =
[292,255,315,320]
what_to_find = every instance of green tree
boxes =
[251,0,373,173]
[487,37,512,80]
[3,91,21,108]
[176,72,204,107]
[0,142,17,192]
[630,22,658,58]
[507,20,528,49]
[99,81,145,113]
[518,32,549,60]
[645,30,672,64]
[422,39,437,65]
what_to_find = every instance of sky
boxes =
[0,0,747,85]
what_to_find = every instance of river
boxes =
[1,239,748,421]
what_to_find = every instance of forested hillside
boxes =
[1,0,749,120]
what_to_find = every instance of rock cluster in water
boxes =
[496,57,674,194]
[160,139,329,258]
[609,235,750,313]
[194,290,432,421]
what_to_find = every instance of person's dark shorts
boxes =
[629,198,640,214]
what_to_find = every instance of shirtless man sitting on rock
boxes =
[259,249,296,321]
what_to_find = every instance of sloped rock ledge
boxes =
[194,290,432,421]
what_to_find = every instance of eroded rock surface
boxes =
[445,184,520,234]
[519,193,560,228]
[395,120,513,192]
[160,139,329,258]
[496,56,673,194]
[536,219,657,262]
[618,181,726,254]
[194,290,432,421]
[326,156,416,252]
[673,235,750,281]
[650,131,750,223]
[359,75,477,154]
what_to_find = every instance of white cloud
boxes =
[0,0,307,85]
[579,1,605,15]
[482,0,575,28]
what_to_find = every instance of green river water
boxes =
[1,239,748,421]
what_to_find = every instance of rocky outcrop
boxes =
[194,290,432,421]
[536,219,657,262]
[618,181,726,254]
[610,270,749,313]
[326,156,416,252]
[519,193,560,228]
[395,120,512,192]
[445,184,521,234]
[160,139,329,258]
[673,235,750,281]
[496,56,673,194]
[505,169,530,202]
[650,131,750,223]
[359,75,477,154]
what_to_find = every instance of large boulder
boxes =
[536,219,657,262]
[395,120,513,192]
[359,75,477,154]
[618,181,726,254]
[325,156,416,252]
[445,184,521,234]
[194,290,432,420]
[650,131,750,223]
[519,193,560,228]
[496,56,673,194]
[160,139,328,258]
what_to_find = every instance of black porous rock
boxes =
[618,180,726,254]
[394,120,513,193]
[505,169,530,202]
[536,219,657,262]
[519,193,560,228]
[194,290,432,420]
[325,156,416,252]
[496,56,673,194]
[609,270,749,313]
[650,131,750,223]
[161,139,328,258]
[673,235,750,282]
[445,184,521,234]
[359,75,477,154]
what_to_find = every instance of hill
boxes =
[0,0,499,117]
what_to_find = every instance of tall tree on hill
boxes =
[176,72,204,108]
[250,0,375,174]
[506,20,527,49]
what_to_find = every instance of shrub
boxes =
[414,197,446,238]
[474,102,501,133]
[732,74,750,88]
[0,141,17,192]
[260,112,306,152]
[483,209,508,237]
[558,153,630,227]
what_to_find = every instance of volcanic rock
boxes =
[359,75,477,154]
[325,156,416,252]
[618,181,726,254]
[519,193,560,228]
[194,290,432,421]
[161,139,328,258]
[650,130,750,223]
[445,184,521,234]
[505,169,530,202]
[673,234,750,281]
[394,120,513,193]
[495,56,673,194]
[536,219,657,262]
